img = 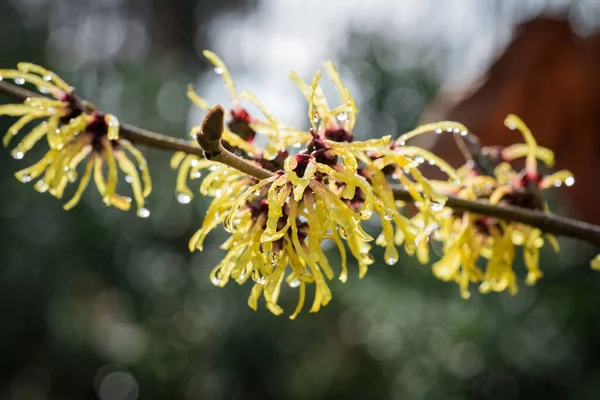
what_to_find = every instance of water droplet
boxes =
[336,112,348,122]
[126,197,132,203]
[434,128,442,134]
[190,159,199,167]
[257,276,266,285]
[452,127,460,134]
[209,165,218,171]
[177,193,191,204]
[268,252,280,266]
[292,143,302,148]
[214,189,222,197]
[125,175,133,183]
[445,127,453,133]
[20,174,31,183]
[289,279,301,288]
[414,156,425,164]
[43,74,52,82]
[430,202,444,212]
[12,151,24,160]
[385,257,397,265]
[192,171,202,179]
[565,176,575,187]
[383,212,394,221]
[397,140,406,146]
[214,67,224,75]
[137,207,150,218]
[13,77,25,85]
[0,76,3,81]
[211,276,222,285]
[553,180,562,188]
[63,166,70,172]
[460,130,468,137]
[428,159,436,166]
[39,87,49,94]
[360,208,373,219]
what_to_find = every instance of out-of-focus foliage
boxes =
[1,1,600,400]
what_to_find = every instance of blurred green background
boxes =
[1,1,600,399]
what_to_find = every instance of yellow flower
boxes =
[1,64,151,215]
[187,58,448,318]
[420,115,569,297]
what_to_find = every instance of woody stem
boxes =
[1,80,600,246]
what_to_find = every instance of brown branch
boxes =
[391,186,600,246]
[1,80,599,247]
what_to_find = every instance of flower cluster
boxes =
[177,52,578,318]
[0,63,151,215]
[411,115,574,298]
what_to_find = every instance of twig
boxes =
[1,80,599,247]
[391,186,600,246]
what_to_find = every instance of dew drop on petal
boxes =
[177,193,191,204]
[137,207,150,218]
[336,112,348,122]
[211,276,222,285]
[430,202,444,212]
[268,252,280,266]
[289,279,301,288]
[13,77,25,85]
[190,159,199,167]
[125,175,133,183]
[43,74,52,82]
[339,228,348,239]
[554,180,562,188]
[434,128,442,134]
[214,67,224,75]
[39,87,49,94]
[20,175,31,183]
[460,130,468,137]
[565,176,575,187]
[12,151,24,160]
[385,257,397,265]
[192,171,202,179]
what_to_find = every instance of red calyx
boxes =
[227,107,256,142]
[325,127,353,143]
[294,154,312,177]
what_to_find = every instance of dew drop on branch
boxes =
[177,193,191,204]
